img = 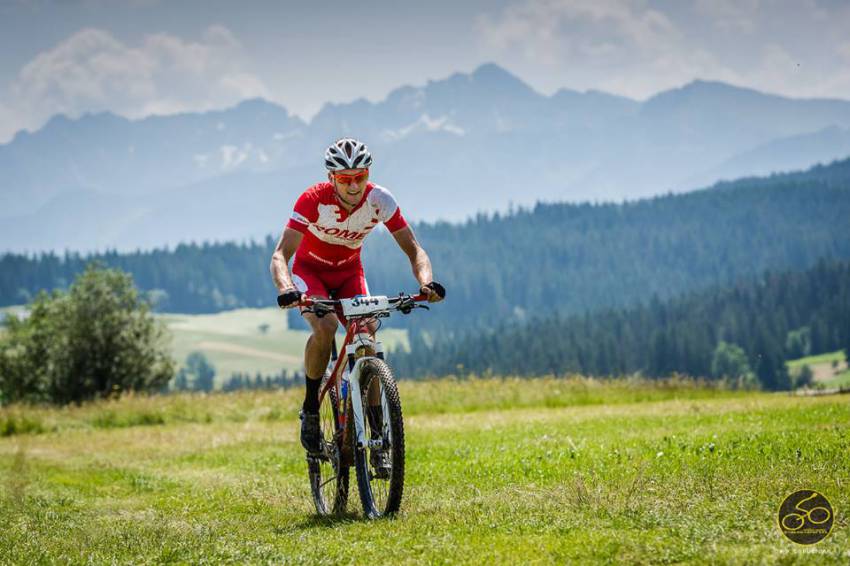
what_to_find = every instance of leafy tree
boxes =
[711,342,754,385]
[0,264,173,404]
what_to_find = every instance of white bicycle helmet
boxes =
[324,138,373,171]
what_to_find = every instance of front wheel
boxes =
[308,373,349,515]
[354,359,405,518]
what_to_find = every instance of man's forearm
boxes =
[410,248,433,287]
[270,228,304,294]
[270,251,295,293]
[391,226,436,290]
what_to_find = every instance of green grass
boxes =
[824,369,850,388]
[2,378,848,564]
[786,350,850,388]
[786,350,846,369]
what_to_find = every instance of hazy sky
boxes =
[1,0,849,142]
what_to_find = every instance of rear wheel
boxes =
[354,359,405,518]
[308,373,349,515]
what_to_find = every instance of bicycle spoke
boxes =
[308,372,350,516]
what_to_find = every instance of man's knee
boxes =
[310,316,338,344]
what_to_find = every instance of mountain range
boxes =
[3,63,850,252]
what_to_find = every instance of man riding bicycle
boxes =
[270,137,444,461]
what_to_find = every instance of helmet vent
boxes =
[324,138,372,171]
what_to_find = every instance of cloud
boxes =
[475,0,850,101]
[476,0,733,97]
[0,101,13,140]
[477,0,681,60]
[694,0,760,34]
[1,25,270,141]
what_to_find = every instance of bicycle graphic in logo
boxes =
[778,489,834,545]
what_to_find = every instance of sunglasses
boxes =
[333,170,369,184]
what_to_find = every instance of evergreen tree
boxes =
[173,369,189,392]
[785,327,812,359]
[393,259,850,391]
[185,352,215,392]
[2,157,850,340]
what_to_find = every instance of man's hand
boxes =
[420,281,446,303]
[277,288,303,309]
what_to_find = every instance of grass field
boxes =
[1,377,848,564]
[787,350,850,388]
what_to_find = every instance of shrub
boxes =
[0,263,174,404]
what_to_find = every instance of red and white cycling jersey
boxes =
[286,182,408,268]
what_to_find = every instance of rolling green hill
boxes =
[787,350,850,388]
[162,308,408,384]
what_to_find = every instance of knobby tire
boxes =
[308,372,350,515]
[354,358,405,518]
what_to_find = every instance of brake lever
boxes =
[398,301,429,314]
[304,304,334,318]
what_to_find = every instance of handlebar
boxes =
[298,292,432,318]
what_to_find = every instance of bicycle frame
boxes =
[305,292,428,452]
[300,290,436,518]
[319,318,387,450]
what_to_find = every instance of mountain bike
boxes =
[300,291,432,519]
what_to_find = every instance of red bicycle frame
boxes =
[299,293,428,428]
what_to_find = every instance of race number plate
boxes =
[339,295,390,317]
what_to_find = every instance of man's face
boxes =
[329,168,369,206]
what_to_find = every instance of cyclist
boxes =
[270,137,444,462]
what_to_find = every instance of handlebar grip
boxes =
[277,289,303,309]
[426,281,446,299]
